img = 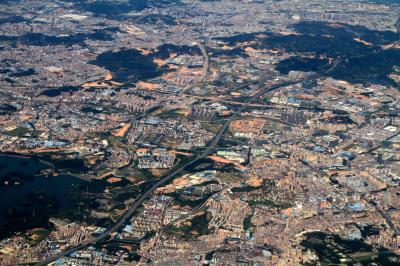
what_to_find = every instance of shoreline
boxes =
[0,153,92,181]
[0,152,55,168]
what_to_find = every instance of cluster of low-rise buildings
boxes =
[0,0,399,265]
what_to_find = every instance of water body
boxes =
[0,155,85,239]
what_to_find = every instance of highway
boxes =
[178,42,209,95]
[162,192,214,229]
[35,58,341,266]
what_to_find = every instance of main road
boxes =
[178,42,209,95]
[35,59,341,266]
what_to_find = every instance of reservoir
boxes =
[0,154,85,239]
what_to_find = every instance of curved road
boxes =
[35,59,341,266]
[178,42,209,95]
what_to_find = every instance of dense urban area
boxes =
[0,0,399,265]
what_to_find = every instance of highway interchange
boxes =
[35,53,342,265]
[35,32,400,262]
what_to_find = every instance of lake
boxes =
[0,155,85,239]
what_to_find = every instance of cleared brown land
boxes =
[113,123,131,137]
